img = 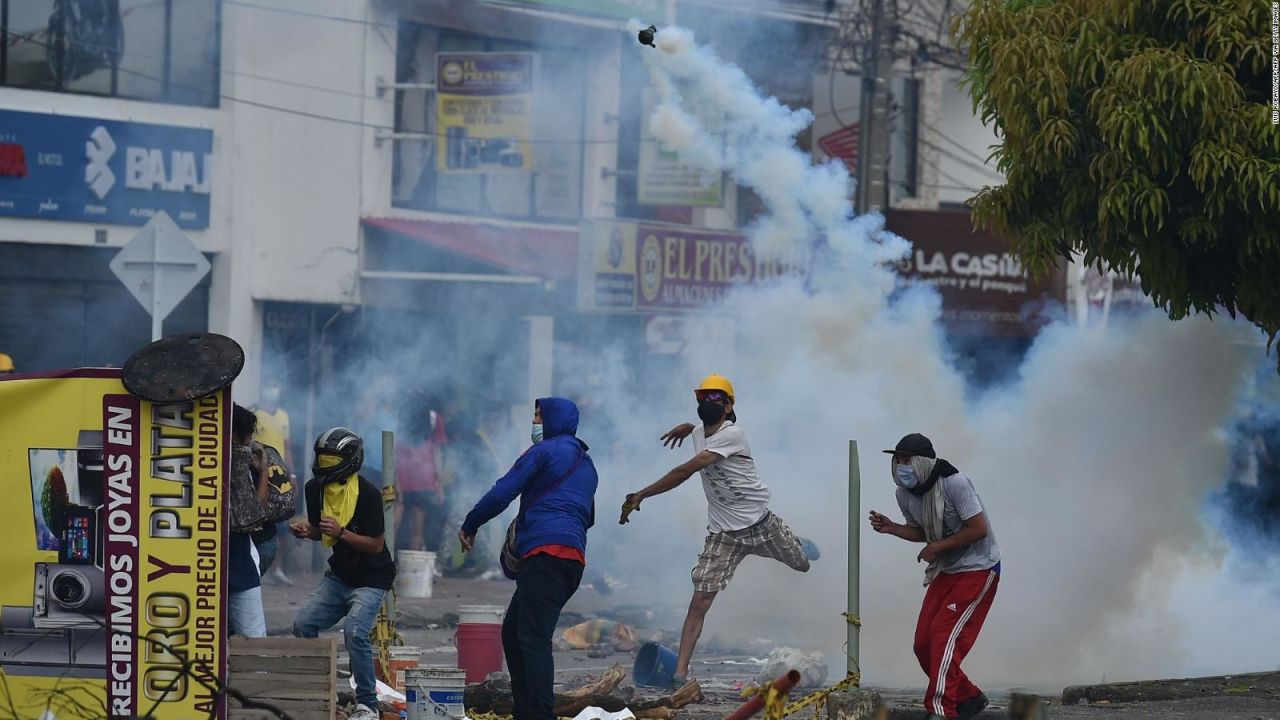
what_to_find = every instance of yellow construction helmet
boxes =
[695,373,735,400]
[0,353,14,373]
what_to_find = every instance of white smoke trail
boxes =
[609,22,1268,688]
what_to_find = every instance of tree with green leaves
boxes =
[953,0,1280,360]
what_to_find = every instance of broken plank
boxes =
[228,672,334,690]
[230,655,334,674]
[229,637,338,656]
[227,685,333,701]
[230,710,332,720]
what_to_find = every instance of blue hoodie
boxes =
[461,397,598,557]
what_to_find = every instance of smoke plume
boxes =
[594,21,1270,688]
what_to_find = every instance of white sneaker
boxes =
[263,567,292,586]
[348,703,378,720]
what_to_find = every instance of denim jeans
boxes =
[228,587,267,637]
[503,554,583,720]
[293,573,387,708]
[254,533,279,575]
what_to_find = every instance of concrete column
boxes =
[206,251,262,403]
[1010,693,1050,719]
[525,315,555,401]
[583,35,622,220]
[827,690,886,720]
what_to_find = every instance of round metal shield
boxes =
[122,333,245,402]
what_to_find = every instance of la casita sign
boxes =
[903,250,1028,280]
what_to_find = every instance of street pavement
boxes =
[260,573,1279,720]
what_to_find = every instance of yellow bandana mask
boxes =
[316,453,358,547]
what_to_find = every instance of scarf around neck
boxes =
[321,474,359,547]
[905,456,960,586]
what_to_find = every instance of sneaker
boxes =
[263,567,292,586]
[957,692,989,719]
[799,537,821,562]
[348,703,378,720]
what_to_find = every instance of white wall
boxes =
[220,0,371,307]
[935,72,1004,206]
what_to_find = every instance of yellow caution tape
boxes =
[781,673,861,719]
[469,714,575,720]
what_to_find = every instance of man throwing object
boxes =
[620,374,816,688]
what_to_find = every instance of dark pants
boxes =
[503,554,584,720]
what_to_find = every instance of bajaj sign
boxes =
[0,110,213,229]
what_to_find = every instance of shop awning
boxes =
[361,217,579,281]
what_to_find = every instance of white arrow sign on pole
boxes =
[110,211,212,341]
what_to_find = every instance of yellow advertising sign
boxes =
[637,88,725,207]
[436,52,535,173]
[0,370,228,720]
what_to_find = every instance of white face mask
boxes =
[531,423,543,444]
[893,461,917,489]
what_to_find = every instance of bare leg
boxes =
[675,591,717,678]
[411,506,425,551]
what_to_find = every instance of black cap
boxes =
[883,433,935,459]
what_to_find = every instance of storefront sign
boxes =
[436,53,534,173]
[579,219,803,313]
[0,370,228,719]
[0,110,213,229]
[637,88,724,207]
[886,209,1065,336]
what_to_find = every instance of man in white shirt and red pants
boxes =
[620,374,818,689]
[870,433,1000,720]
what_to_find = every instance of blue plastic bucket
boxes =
[633,641,678,688]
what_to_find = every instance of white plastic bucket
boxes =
[405,666,466,720]
[457,604,504,625]
[396,551,436,599]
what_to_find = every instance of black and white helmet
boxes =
[313,427,364,484]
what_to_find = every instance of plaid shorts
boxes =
[691,511,809,593]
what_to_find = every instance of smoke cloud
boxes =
[251,15,1278,692]
[588,22,1272,689]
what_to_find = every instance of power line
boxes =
[221,0,399,29]
[12,6,998,172]
[919,137,1004,180]
[919,117,999,168]
[12,31,631,145]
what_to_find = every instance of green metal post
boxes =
[849,440,861,679]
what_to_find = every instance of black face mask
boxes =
[697,400,726,426]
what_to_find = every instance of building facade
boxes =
[0,0,842,449]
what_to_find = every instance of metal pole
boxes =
[304,308,319,572]
[383,430,396,554]
[855,0,885,215]
[151,226,163,341]
[382,429,396,619]
[848,440,861,678]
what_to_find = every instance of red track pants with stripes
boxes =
[914,567,999,718]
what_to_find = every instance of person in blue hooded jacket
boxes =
[458,397,598,720]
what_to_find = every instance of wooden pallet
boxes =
[228,637,339,720]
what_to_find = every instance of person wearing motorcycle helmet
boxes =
[290,427,396,720]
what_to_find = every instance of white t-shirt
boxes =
[692,421,772,532]
[895,473,1001,574]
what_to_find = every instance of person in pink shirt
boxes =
[395,399,449,551]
